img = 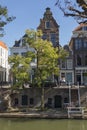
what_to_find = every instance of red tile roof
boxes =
[0,41,8,50]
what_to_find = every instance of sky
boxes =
[0,0,79,52]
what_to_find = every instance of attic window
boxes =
[82,26,87,31]
[45,21,50,29]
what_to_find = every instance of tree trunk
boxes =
[41,86,44,110]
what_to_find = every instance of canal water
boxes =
[0,118,87,130]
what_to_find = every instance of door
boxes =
[22,95,28,106]
[54,95,62,108]
[76,75,81,85]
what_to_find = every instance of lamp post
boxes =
[78,82,81,107]
[69,82,71,106]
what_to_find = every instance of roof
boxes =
[0,41,8,50]
[37,7,59,29]
[73,23,87,32]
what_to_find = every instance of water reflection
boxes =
[0,119,87,130]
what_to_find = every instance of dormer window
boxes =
[82,26,87,31]
[45,21,50,29]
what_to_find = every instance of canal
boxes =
[0,119,87,130]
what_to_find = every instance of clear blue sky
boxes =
[1,0,78,50]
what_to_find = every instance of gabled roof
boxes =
[0,41,8,50]
[73,23,87,32]
[37,7,59,29]
[13,34,27,47]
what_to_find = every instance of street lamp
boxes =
[77,82,81,107]
[69,82,71,106]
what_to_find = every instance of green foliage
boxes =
[58,47,69,59]
[9,55,31,88]
[9,29,68,110]
[0,5,15,37]
[25,29,67,87]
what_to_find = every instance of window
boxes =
[61,73,66,82]
[30,98,34,105]
[64,97,69,103]
[14,98,18,106]
[67,59,73,69]
[61,60,66,69]
[84,40,87,48]
[13,53,19,55]
[45,21,50,29]
[50,33,57,47]
[48,98,52,105]
[42,34,47,40]
[77,55,82,66]
[75,39,82,49]
[22,95,28,105]
[66,72,72,84]
[47,98,52,107]
[82,26,87,31]
[22,38,25,46]
[21,52,26,56]
[0,48,2,56]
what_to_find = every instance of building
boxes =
[0,41,8,84]
[69,22,87,85]
[9,8,75,110]
[9,9,87,110]
[59,45,74,85]
[10,35,35,56]
[10,34,37,83]
[37,7,59,48]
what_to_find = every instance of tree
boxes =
[5,53,31,111]
[0,5,15,37]
[9,30,67,110]
[25,29,67,110]
[9,55,31,88]
[55,0,87,23]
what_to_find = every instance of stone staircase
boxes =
[80,91,87,107]
[82,109,87,119]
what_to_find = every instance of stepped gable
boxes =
[37,7,59,30]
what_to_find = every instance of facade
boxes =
[10,7,60,84]
[69,23,87,85]
[11,87,79,109]
[0,41,8,83]
[37,7,59,48]
[9,9,87,109]
[10,35,36,83]
[59,45,74,85]
[10,35,35,56]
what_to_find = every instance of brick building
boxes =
[9,8,87,109]
[69,22,87,85]
[37,7,59,48]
